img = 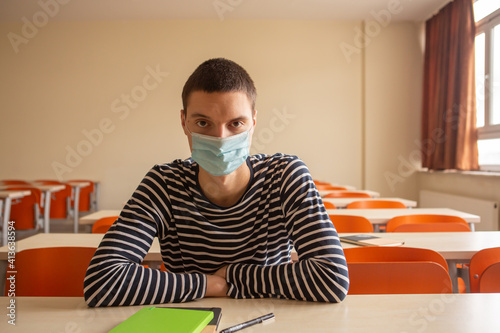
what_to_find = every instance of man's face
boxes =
[181,91,256,151]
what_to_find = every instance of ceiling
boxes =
[0,0,452,22]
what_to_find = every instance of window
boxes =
[474,0,500,171]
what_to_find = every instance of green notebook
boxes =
[109,307,214,333]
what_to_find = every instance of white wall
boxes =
[365,22,424,199]
[0,19,423,208]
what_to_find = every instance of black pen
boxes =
[219,313,275,333]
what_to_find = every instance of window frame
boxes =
[475,8,500,171]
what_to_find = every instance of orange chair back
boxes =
[4,186,42,230]
[69,180,94,212]
[392,223,471,232]
[343,246,449,271]
[35,180,73,219]
[385,214,469,233]
[323,201,336,209]
[7,247,96,296]
[478,262,500,293]
[469,247,500,293]
[1,180,30,185]
[92,216,119,233]
[347,262,452,294]
[329,215,373,233]
[324,192,371,199]
[346,200,406,209]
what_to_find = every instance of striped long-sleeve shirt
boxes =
[84,153,349,306]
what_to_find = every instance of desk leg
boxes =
[2,198,12,246]
[73,187,81,233]
[373,225,380,232]
[44,192,51,233]
[447,259,459,293]
[469,223,475,232]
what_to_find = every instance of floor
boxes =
[15,213,93,242]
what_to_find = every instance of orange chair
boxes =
[469,247,500,293]
[478,262,500,293]
[7,247,96,296]
[344,246,449,271]
[344,246,452,294]
[323,201,336,209]
[92,216,119,233]
[68,180,95,213]
[324,192,371,199]
[4,186,43,230]
[1,180,30,185]
[35,180,73,219]
[329,215,373,233]
[347,262,453,294]
[391,223,471,232]
[385,215,470,233]
[346,200,406,209]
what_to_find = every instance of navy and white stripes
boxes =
[84,153,349,306]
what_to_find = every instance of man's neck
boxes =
[198,163,251,207]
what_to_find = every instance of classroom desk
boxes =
[79,209,120,226]
[0,184,65,234]
[323,197,417,208]
[327,208,480,232]
[0,233,161,295]
[318,189,380,198]
[3,231,499,295]
[0,190,30,246]
[2,294,500,332]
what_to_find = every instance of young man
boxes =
[84,58,349,306]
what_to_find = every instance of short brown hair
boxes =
[182,58,257,113]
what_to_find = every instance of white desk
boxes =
[1,184,67,233]
[2,294,500,332]
[323,197,417,208]
[327,208,480,232]
[79,209,120,226]
[318,189,380,198]
[0,190,30,246]
[26,184,65,233]
[339,231,500,293]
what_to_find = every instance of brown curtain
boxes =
[421,0,478,170]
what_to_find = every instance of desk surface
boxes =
[323,197,417,208]
[318,189,380,198]
[0,190,31,199]
[79,210,120,225]
[2,231,499,262]
[340,231,500,260]
[0,233,161,261]
[2,295,499,332]
[327,208,480,224]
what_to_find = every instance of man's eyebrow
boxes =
[189,113,250,122]
[189,113,211,119]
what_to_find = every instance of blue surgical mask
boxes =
[189,129,250,176]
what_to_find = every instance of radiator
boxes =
[419,190,499,231]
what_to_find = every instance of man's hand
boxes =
[205,265,228,297]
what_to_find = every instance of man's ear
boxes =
[253,109,258,127]
[180,109,188,135]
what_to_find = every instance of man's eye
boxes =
[232,121,243,128]
[196,121,208,128]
